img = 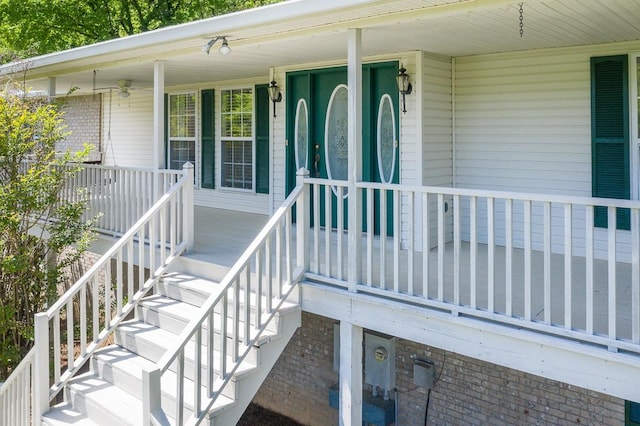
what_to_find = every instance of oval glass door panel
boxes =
[325,84,349,188]
[294,98,309,170]
[377,94,396,183]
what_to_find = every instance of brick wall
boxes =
[253,312,625,425]
[57,95,102,162]
[253,312,339,425]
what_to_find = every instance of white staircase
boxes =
[42,271,301,426]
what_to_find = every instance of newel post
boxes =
[142,367,162,425]
[182,162,195,253]
[296,168,310,273]
[34,313,50,425]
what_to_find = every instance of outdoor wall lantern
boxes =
[268,80,282,118]
[396,66,413,113]
[201,36,231,55]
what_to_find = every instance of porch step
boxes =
[114,319,259,386]
[64,373,144,426]
[41,267,301,426]
[42,405,98,426]
[140,292,292,336]
[92,346,236,419]
[156,272,222,306]
[155,272,299,335]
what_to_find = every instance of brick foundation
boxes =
[253,312,625,425]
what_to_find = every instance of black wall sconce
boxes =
[268,80,282,118]
[396,65,413,113]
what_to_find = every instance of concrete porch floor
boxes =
[187,206,270,266]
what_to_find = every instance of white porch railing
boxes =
[303,179,640,354]
[61,164,183,236]
[142,171,309,425]
[0,348,35,426]
[28,163,194,425]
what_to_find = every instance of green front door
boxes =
[286,62,399,234]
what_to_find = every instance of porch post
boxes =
[33,313,49,426]
[47,77,56,98]
[339,321,363,426]
[296,168,310,273]
[182,162,194,253]
[347,28,362,292]
[153,61,165,200]
[342,27,363,426]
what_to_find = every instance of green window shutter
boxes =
[201,89,215,189]
[591,55,630,230]
[627,401,640,425]
[255,84,270,194]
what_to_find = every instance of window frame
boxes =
[219,86,256,192]
[167,91,199,187]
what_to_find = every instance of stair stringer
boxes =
[207,304,301,426]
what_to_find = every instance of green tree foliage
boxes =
[0,0,282,56]
[0,86,95,380]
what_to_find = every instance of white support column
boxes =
[347,28,362,292]
[34,313,49,426]
[339,321,363,426]
[182,162,194,253]
[47,77,56,99]
[414,52,425,252]
[153,61,165,199]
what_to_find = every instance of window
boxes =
[221,88,253,190]
[168,93,197,173]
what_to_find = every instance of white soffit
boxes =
[6,0,640,93]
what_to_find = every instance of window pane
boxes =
[243,113,252,137]
[169,93,196,138]
[221,139,253,189]
[169,140,195,170]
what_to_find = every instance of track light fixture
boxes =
[201,36,231,55]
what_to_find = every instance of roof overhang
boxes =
[3,0,640,95]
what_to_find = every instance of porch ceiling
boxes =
[9,0,640,95]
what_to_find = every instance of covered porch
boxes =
[179,179,640,405]
[188,186,640,354]
[69,160,640,403]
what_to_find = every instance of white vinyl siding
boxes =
[101,91,154,168]
[453,43,640,260]
[454,50,592,196]
[422,53,453,188]
[421,52,454,249]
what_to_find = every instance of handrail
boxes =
[0,348,35,426]
[47,175,187,316]
[357,180,640,209]
[143,176,307,425]
[159,184,304,371]
[31,162,195,425]
[60,164,186,236]
[304,176,640,355]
